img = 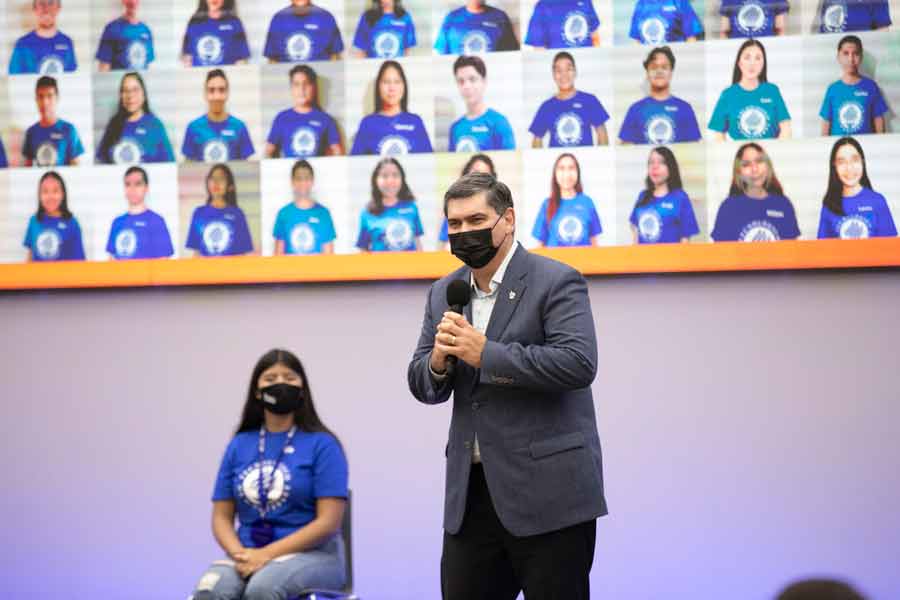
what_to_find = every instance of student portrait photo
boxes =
[105,165,175,259]
[623,0,703,45]
[182,161,258,256]
[263,0,345,63]
[433,0,520,55]
[351,0,418,59]
[180,67,258,162]
[523,0,601,49]
[180,0,252,67]
[443,54,517,152]
[94,0,158,72]
[355,156,425,251]
[21,75,85,166]
[818,35,888,136]
[8,0,80,74]
[22,169,85,261]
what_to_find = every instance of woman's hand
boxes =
[233,548,273,579]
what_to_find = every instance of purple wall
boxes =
[1,270,898,599]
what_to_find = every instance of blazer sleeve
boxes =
[407,282,454,405]
[480,267,598,392]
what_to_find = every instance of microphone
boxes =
[444,279,471,374]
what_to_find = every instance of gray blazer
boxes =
[408,244,608,537]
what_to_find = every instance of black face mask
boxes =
[259,383,304,415]
[448,213,508,269]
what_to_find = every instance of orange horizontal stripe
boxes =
[0,238,898,291]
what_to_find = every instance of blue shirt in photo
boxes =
[212,429,348,548]
[525,0,600,48]
[264,5,344,62]
[819,78,888,136]
[182,16,251,66]
[629,0,704,44]
[350,112,432,156]
[438,218,449,242]
[23,215,85,261]
[273,202,336,254]
[817,188,896,239]
[630,189,700,243]
[709,82,790,140]
[720,0,789,37]
[0,139,7,167]
[267,108,341,158]
[106,209,174,259]
[529,91,609,147]
[97,113,174,164]
[186,204,254,256]
[352,11,416,58]
[818,0,891,32]
[434,5,520,55]
[182,115,254,162]
[9,31,78,74]
[23,120,85,166]
[711,193,800,241]
[619,96,702,144]
[449,109,515,152]
[356,201,424,252]
[96,18,155,69]
[532,193,603,246]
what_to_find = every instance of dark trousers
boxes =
[441,463,597,600]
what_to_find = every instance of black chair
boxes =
[293,491,358,600]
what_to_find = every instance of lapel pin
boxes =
[508,291,516,300]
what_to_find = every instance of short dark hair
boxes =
[291,159,314,179]
[124,165,148,185]
[443,172,513,217]
[453,55,486,78]
[776,579,866,600]
[837,35,863,54]
[643,46,676,70]
[34,0,61,7]
[205,68,228,86]
[35,76,58,94]
[552,51,576,70]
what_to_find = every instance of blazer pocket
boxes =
[529,431,585,459]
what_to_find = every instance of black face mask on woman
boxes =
[448,212,509,269]
[258,383,305,415]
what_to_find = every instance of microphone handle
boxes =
[445,303,464,373]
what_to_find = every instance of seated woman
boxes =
[190,349,349,600]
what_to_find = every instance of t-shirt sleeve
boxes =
[415,115,433,152]
[322,208,337,243]
[708,90,729,132]
[186,209,202,250]
[679,192,700,238]
[69,125,85,161]
[588,96,610,127]
[312,435,349,499]
[434,16,450,54]
[69,218,85,259]
[181,124,196,159]
[146,27,156,64]
[496,114,516,150]
[211,439,237,501]
[23,216,37,249]
[96,23,115,62]
[875,194,897,237]
[355,212,371,249]
[266,113,282,148]
[524,6,548,47]
[8,43,29,74]
[773,86,791,122]
[682,103,702,141]
[528,101,550,138]
[497,12,520,51]
[818,86,833,122]
[350,118,368,155]
[263,16,279,59]
[352,13,370,51]
[105,219,117,255]
[872,0,892,27]
[22,129,35,160]
[233,209,254,253]
[65,41,78,71]
[871,82,889,117]
[618,105,639,143]
[181,23,193,56]
[239,124,255,158]
[710,199,730,241]
[273,208,286,240]
[629,3,643,40]
[816,205,833,239]
[587,198,603,236]
[405,14,417,48]
[328,15,345,54]
[773,0,790,15]
[156,216,175,257]
[783,199,800,239]
[681,0,705,36]
[412,205,424,237]
[532,200,549,242]
[325,114,340,146]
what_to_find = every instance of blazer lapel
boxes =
[484,246,528,342]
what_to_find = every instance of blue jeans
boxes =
[189,537,346,600]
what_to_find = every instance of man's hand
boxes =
[434,311,487,369]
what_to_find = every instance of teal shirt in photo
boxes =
[708,82,790,139]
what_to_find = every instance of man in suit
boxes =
[407,172,607,600]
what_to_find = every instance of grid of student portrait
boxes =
[1,0,899,268]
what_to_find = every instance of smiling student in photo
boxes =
[448,55,515,152]
[532,152,602,247]
[96,0,155,71]
[185,163,254,256]
[629,146,699,243]
[352,0,417,59]
[266,65,343,158]
[356,157,424,252]
[22,76,84,167]
[9,0,77,74]
[434,1,519,55]
[263,0,344,63]
[106,166,174,259]
[96,72,174,164]
[23,170,85,261]
[181,0,251,67]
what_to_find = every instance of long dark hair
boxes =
[290,64,321,110]
[189,0,237,24]
[36,171,72,220]
[637,146,683,207]
[732,39,768,85]
[822,137,872,217]
[235,349,339,442]
[729,142,783,197]
[364,0,406,27]
[206,163,238,206]
[98,72,152,163]
[461,153,496,177]
[374,60,408,113]
[368,157,414,215]
[547,153,582,224]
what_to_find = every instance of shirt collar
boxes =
[470,241,518,298]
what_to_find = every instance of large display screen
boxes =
[0,0,898,289]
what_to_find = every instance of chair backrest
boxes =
[341,490,353,593]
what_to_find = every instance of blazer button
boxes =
[471,402,480,410]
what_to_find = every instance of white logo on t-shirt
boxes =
[838,101,864,132]
[373,31,401,58]
[455,136,480,153]
[35,142,59,166]
[291,127,318,157]
[837,215,870,239]
[736,1,767,33]
[127,41,148,69]
[203,139,229,163]
[462,30,491,54]
[287,32,313,60]
[638,209,663,243]
[554,112,584,145]
[823,3,848,31]
[739,220,779,242]
[289,222,316,253]
[35,229,62,259]
[38,55,64,74]
[196,35,224,64]
[112,138,143,164]
[202,220,234,255]
[556,215,584,244]
[640,18,667,45]
[377,135,411,156]
[737,106,769,138]
[563,12,589,45]
[115,228,138,257]
[385,218,414,250]
[646,115,676,144]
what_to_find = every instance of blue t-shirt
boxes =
[352,11,416,58]
[212,429,348,548]
[434,5,519,54]
[817,188,896,239]
[273,202,336,254]
[619,96,702,144]
[356,201,424,251]
[96,18,155,69]
[529,91,609,147]
[711,193,800,241]
[532,193,603,246]
[106,209,174,259]
[630,189,700,243]
[709,82,790,140]
[23,215,85,261]
[182,115,254,162]
[720,0,789,37]
[350,113,432,155]
[819,0,891,32]
[186,204,254,256]
[438,218,450,242]
[97,113,174,164]
[629,0,704,44]
[23,120,85,166]
[9,31,77,74]
[267,108,341,158]
[525,0,600,48]
[0,139,7,168]
[182,15,251,66]
[264,5,344,62]
[449,108,515,152]
[819,78,888,136]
